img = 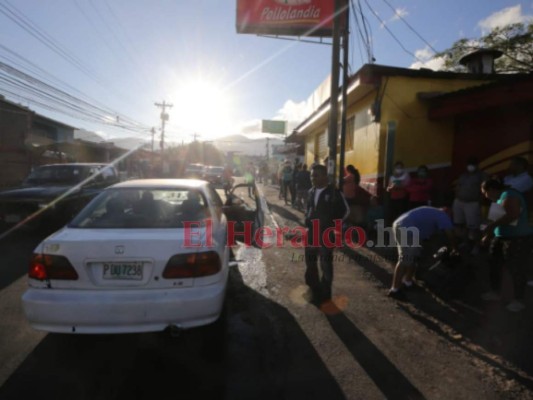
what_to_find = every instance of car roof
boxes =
[110,179,208,189]
[36,163,111,168]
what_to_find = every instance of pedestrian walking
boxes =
[304,164,349,306]
[295,164,312,210]
[281,161,293,205]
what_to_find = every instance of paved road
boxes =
[1,182,533,399]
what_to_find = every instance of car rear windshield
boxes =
[69,187,211,229]
[24,165,90,185]
[207,167,224,173]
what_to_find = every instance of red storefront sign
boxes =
[236,0,338,37]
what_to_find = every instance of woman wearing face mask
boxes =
[453,157,488,252]
[387,161,411,223]
[406,165,433,210]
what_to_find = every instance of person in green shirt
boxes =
[480,178,533,312]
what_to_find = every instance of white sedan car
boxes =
[22,179,258,334]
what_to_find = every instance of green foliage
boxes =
[435,22,533,73]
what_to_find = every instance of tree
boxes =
[435,22,533,73]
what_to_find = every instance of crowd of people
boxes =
[266,156,533,313]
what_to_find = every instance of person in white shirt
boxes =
[503,157,533,194]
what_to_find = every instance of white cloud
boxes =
[409,46,445,70]
[478,5,533,34]
[274,99,309,123]
[391,7,408,22]
[381,7,408,28]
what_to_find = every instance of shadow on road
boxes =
[345,242,533,391]
[323,304,426,400]
[0,267,345,400]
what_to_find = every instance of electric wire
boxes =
[0,61,151,136]
[379,0,439,54]
[0,0,108,86]
[0,59,149,130]
[362,0,425,62]
[350,0,374,65]
[358,0,374,58]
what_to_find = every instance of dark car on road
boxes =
[184,163,205,179]
[203,165,225,186]
[0,163,119,232]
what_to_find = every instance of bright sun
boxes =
[170,79,233,139]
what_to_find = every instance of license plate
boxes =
[5,214,21,223]
[102,262,143,280]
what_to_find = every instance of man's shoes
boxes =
[506,300,525,312]
[387,289,407,301]
[481,291,501,301]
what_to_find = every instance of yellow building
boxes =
[292,64,513,198]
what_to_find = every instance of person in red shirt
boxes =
[407,165,433,209]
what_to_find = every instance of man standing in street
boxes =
[388,206,457,300]
[304,164,349,306]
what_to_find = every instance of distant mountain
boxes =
[107,137,150,151]
[74,129,105,142]
[74,130,149,151]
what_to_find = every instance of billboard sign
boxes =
[262,119,287,134]
[236,0,337,37]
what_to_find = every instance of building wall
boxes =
[452,103,533,178]
[301,73,494,198]
[0,103,31,187]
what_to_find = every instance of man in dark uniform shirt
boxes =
[305,164,349,305]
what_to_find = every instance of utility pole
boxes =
[266,137,270,160]
[154,101,173,153]
[327,0,342,184]
[150,127,155,153]
[338,0,349,190]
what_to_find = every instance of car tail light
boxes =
[28,254,79,280]
[163,251,221,279]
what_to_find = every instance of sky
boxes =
[0,0,531,146]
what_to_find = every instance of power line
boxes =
[362,0,424,62]
[0,60,151,137]
[350,0,374,64]
[379,0,439,54]
[0,0,107,86]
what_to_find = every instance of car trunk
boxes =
[36,227,214,290]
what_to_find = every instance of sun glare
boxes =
[171,79,233,139]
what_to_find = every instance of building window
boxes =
[317,130,327,158]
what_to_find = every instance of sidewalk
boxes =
[248,182,533,399]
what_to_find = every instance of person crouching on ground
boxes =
[388,206,457,300]
[480,178,533,312]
